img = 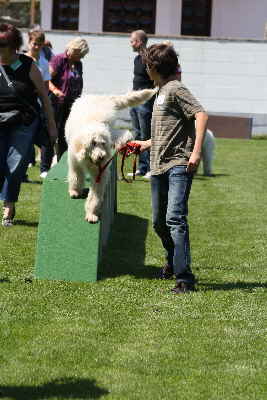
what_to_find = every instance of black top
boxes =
[133,54,154,90]
[0,53,39,113]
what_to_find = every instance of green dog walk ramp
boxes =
[35,153,116,283]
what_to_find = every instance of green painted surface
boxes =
[35,153,99,282]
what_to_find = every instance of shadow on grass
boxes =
[98,212,159,280]
[194,173,230,180]
[0,277,11,283]
[0,377,109,400]
[200,281,267,291]
[22,180,42,185]
[15,220,39,227]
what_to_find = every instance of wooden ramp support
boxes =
[35,153,117,283]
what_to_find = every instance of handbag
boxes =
[0,64,37,127]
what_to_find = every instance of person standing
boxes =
[26,29,54,179]
[128,30,154,179]
[49,37,89,161]
[133,43,208,293]
[0,23,57,226]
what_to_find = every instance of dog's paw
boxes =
[69,189,82,199]
[85,213,99,224]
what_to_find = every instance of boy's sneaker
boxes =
[143,171,151,179]
[40,171,48,179]
[127,170,142,177]
[159,264,174,280]
[127,170,151,179]
[171,281,196,294]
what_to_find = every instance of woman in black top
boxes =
[0,23,57,226]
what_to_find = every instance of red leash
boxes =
[95,154,115,183]
[95,142,141,183]
[119,142,141,183]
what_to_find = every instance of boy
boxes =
[133,44,208,293]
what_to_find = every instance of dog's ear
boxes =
[74,139,86,161]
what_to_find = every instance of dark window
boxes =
[52,0,80,30]
[181,0,212,36]
[103,0,156,34]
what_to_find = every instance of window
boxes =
[52,0,80,30]
[181,0,212,36]
[103,0,156,34]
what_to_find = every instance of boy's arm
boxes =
[132,139,152,152]
[187,111,208,173]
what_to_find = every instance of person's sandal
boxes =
[2,217,14,227]
[2,204,15,227]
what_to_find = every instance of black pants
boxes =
[53,101,73,161]
[40,142,54,173]
[33,114,54,173]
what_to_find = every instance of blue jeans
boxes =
[0,118,38,202]
[130,98,153,175]
[151,166,195,284]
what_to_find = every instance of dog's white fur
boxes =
[65,88,157,223]
[201,129,215,176]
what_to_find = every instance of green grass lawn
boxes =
[0,138,266,400]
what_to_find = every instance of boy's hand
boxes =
[131,139,151,153]
[187,151,201,173]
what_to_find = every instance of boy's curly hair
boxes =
[141,43,178,79]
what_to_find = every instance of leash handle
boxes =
[95,142,141,184]
[119,142,141,183]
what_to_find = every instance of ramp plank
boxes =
[35,153,100,283]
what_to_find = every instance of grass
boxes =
[0,138,266,400]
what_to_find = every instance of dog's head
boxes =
[73,122,113,166]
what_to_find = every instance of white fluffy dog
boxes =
[65,88,156,223]
[201,129,215,176]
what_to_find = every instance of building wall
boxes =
[211,0,267,39]
[155,0,182,36]
[40,0,52,30]
[78,0,104,33]
[41,0,267,39]
[29,31,267,123]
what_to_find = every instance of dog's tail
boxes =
[112,88,157,110]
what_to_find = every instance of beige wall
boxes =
[155,0,182,35]
[211,0,267,39]
[40,0,52,30]
[79,0,104,33]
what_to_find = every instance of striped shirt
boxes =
[150,80,205,175]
